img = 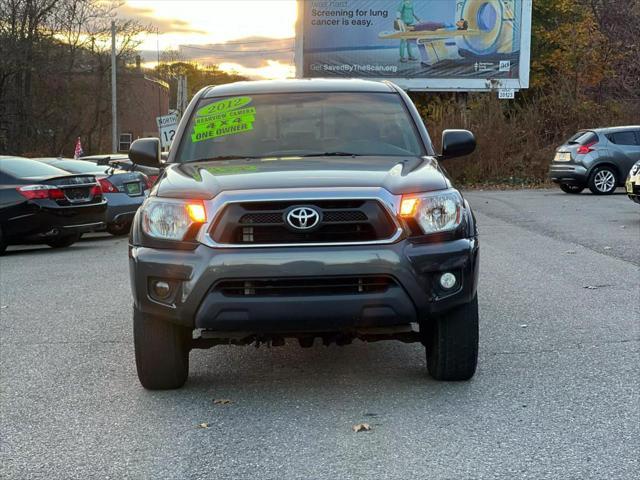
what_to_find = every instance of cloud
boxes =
[218,60,295,80]
[138,36,295,75]
[117,2,296,79]
[117,4,207,35]
[176,37,294,68]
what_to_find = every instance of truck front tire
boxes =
[423,295,479,381]
[134,309,191,390]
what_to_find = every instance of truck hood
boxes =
[155,156,451,199]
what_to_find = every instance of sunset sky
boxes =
[118,0,298,79]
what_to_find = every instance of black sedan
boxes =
[0,156,106,254]
[36,158,151,235]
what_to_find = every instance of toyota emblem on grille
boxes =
[286,207,321,230]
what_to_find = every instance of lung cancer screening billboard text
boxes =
[295,0,532,92]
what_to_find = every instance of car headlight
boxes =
[141,198,207,241]
[400,189,463,234]
[630,162,640,177]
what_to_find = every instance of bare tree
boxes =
[586,0,640,98]
[0,0,149,154]
[0,0,59,152]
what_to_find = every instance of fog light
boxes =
[152,280,171,299]
[439,272,457,290]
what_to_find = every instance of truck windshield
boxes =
[176,92,426,162]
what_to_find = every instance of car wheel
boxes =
[45,233,81,249]
[588,166,617,195]
[423,295,479,381]
[134,309,191,390]
[106,222,130,236]
[560,184,584,194]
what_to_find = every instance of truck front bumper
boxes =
[129,237,479,332]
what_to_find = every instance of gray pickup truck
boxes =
[127,79,479,389]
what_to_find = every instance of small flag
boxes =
[74,137,84,159]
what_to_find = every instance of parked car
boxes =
[0,156,106,254]
[80,154,160,184]
[626,160,640,204]
[127,79,479,389]
[549,126,640,194]
[36,157,151,235]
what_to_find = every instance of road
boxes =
[1,189,638,479]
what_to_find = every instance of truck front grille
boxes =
[215,276,397,297]
[239,210,367,225]
[209,199,397,245]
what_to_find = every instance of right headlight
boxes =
[400,189,464,234]
[141,197,207,241]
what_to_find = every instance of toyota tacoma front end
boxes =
[128,79,479,389]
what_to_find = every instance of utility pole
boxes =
[157,28,161,120]
[177,75,188,118]
[111,21,117,153]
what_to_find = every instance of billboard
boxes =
[295,0,532,91]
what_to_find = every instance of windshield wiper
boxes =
[187,155,261,163]
[299,152,362,157]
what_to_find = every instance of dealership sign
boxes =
[295,0,532,92]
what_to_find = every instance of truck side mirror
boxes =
[129,138,161,168]
[441,129,476,159]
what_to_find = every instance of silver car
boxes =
[549,126,640,194]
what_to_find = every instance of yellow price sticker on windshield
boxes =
[192,96,256,143]
[195,107,256,125]
[193,113,256,134]
[191,122,254,143]
[196,96,252,117]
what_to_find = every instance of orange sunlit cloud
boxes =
[119,0,297,79]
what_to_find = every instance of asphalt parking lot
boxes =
[1,189,638,479]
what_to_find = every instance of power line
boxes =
[198,37,294,46]
[180,45,294,54]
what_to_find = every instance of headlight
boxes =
[400,190,463,234]
[141,198,207,241]
[630,162,640,177]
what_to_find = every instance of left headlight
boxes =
[141,198,207,241]
[630,162,640,177]
[400,189,464,235]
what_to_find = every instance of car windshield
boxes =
[176,92,426,162]
[0,157,70,178]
